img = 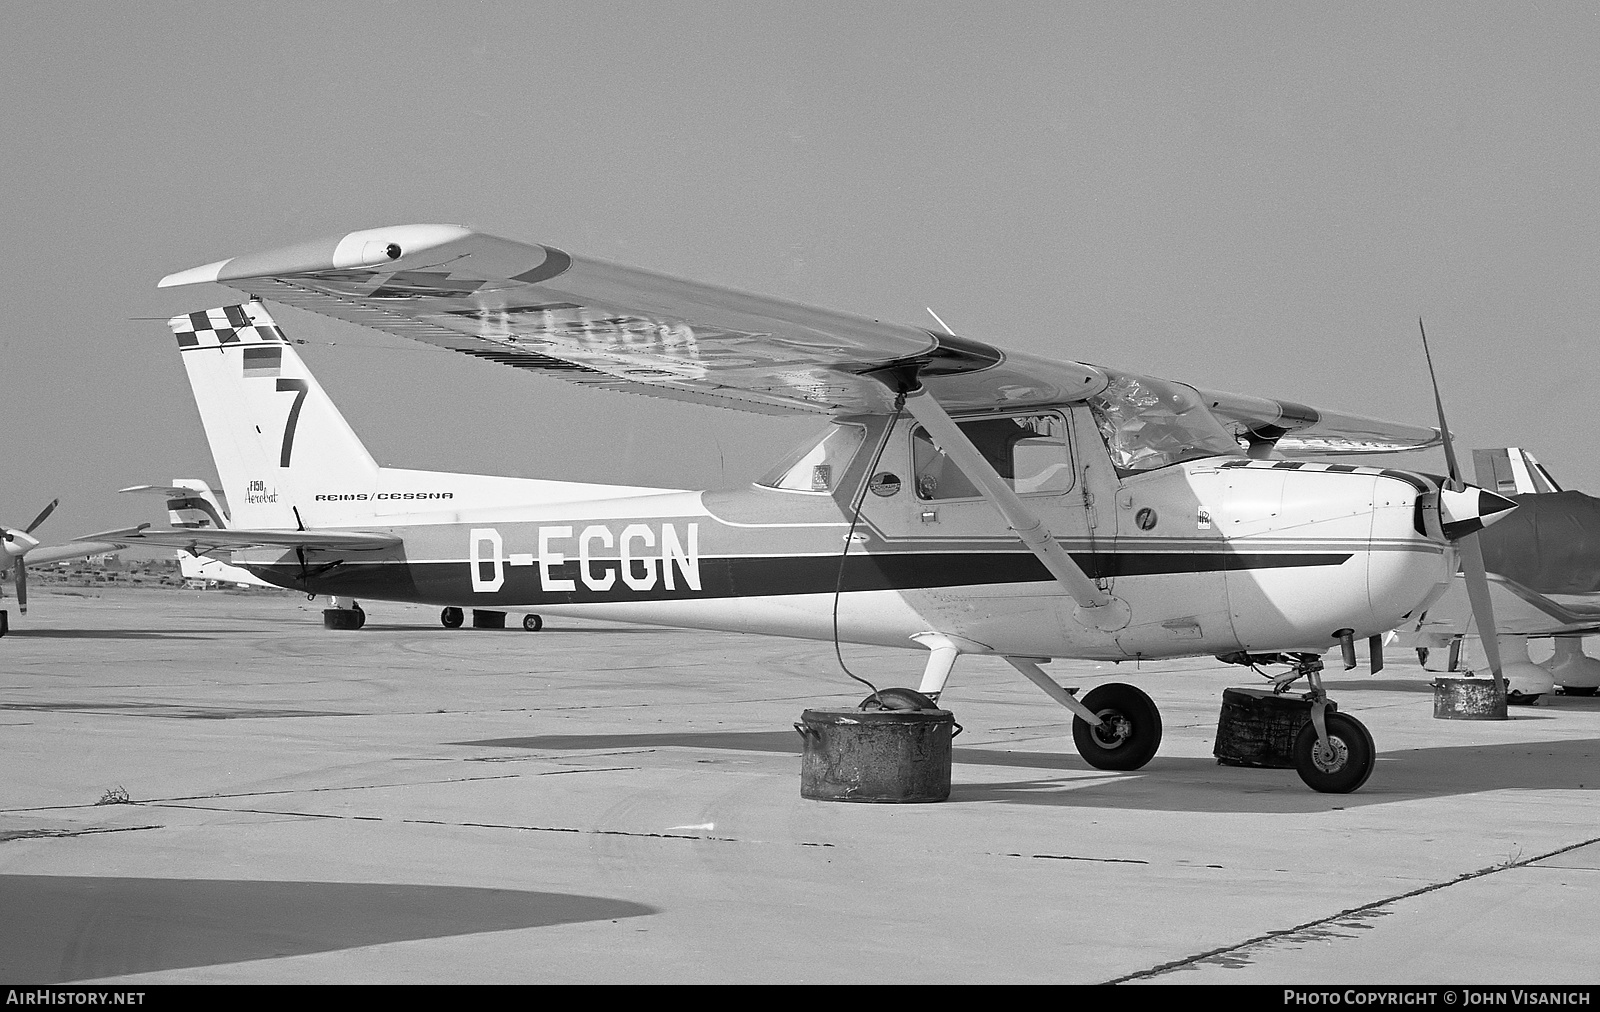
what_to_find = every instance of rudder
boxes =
[168,303,379,528]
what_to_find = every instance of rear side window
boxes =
[756,423,867,493]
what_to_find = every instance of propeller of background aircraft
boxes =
[2,498,59,614]
[1419,320,1508,701]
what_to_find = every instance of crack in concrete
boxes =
[1105,834,1600,983]
[1000,851,1150,865]
[0,824,164,844]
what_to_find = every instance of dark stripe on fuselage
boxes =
[250,549,1353,606]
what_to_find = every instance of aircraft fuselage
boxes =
[237,408,1452,662]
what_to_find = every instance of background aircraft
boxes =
[1401,448,1600,699]
[1,499,127,635]
[126,225,1522,793]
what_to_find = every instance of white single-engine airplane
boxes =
[106,224,1521,793]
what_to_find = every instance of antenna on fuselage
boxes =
[925,307,956,336]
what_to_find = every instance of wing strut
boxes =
[899,386,1130,630]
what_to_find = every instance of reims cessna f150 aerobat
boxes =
[112,224,1520,793]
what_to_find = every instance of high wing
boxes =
[1198,389,1442,456]
[77,525,401,556]
[160,223,1439,452]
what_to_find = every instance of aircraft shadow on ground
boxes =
[380,625,693,635]
[466,731,1598,814]
[1321,677,1441,694]
[2,629,231,640]
[0,874,655,982]
[1324,676,1600,703]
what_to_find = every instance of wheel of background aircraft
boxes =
[1292,712,1375,794]
[440,607,464,629]
[857,687,938,711]
[1559,686,1599,697]
[522,614,543,632]
[353,603,365,630]
[1506,690,1543,705]
[1071,683,1162,771]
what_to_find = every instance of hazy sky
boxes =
[4,2,1599,543]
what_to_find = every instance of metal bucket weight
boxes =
[796,707,958,803]
[1432,676,1508,720]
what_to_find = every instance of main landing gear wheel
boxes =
[1292,712,1375,794]
[522,614,543,632]
[440,607,464,629]
[1072,683,1163,771]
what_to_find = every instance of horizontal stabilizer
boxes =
[118,484,207,499]
[77,525,401,554]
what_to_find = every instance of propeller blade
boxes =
[14,559,27,615]
[23,498,58,535]
[1418,319,1462,489]
[1458,534,1504,691]
[1418,318,1506,698]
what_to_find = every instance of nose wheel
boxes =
[1293,711,1375,793]
[1273,654,1376,794]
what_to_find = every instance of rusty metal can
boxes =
[795,707,958,803]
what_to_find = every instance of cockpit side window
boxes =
[912,413,1074,501]
[1087,371,1239,477]
[756,423,868,493]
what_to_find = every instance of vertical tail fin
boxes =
[1472,447,1562,495]
[168,303,379,528]
[118,479,232,529]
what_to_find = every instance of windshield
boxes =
[1088,371,1239,476]
[756,423,867,493]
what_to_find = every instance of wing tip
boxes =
[159,258,231,289]
[157,223,474,289]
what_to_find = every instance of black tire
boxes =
[353,604,366,630]
[858,687,937,711]
[1072,683,1162,771]
[1506,691,1542,706]
[1558,685,1598,697]
[441,607,464,629]
[522,614,543,632]
[1292,712,1375,794]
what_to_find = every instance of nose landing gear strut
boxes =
[1218,651,1377,794]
